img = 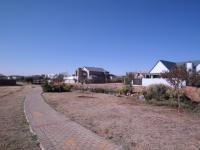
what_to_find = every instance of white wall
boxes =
[64,76,77,80]
[150,61,169,74]
[196,64,200,72]
[142,78,186,87]
[64,76,77,84]
[64,79,76,84]
[142,78,171,86]
[186,62,193,72]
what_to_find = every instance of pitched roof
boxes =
[0,74,6,77]
[151,60,200,73]
[160,60,176,70]
[84,67,108,73]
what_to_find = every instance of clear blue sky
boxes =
[0,0,200,75]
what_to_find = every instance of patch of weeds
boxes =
[143,84,200,113]
[42,82,73,92]
[31,134,40,147]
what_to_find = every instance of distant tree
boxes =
[16,76,25,82]
[162,66,188,112]
[24,76,33,83]
[57,74,64,84]
[124,72,135,85]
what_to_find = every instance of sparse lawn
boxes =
[44,91,200,150]
[0,86,40,150]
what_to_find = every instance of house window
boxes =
[153,75,160,78]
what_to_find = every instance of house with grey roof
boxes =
[0,74,16,86]
[75,67,110,83]
[142,60,200,86]
[0,74,8,80]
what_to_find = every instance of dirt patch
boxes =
[0,86,40,150]
[184,86,200,103]
[44,91,200,150]
[78,95,97,98]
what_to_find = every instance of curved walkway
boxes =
[24,86,123,150]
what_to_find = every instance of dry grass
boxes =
[44,91,200,150]
[72,83,125,90]
[72,83,146,95]
[0,86,40,150]
[0,86,22,98]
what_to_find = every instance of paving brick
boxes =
[25,86,123,150]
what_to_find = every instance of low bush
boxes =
[42,83,73,92]
[143,84,171,102]
[143,84,200,111]
[90,88,105,93]
[117,86,132,95]
[90,88,116,94]
[109,77,123,83]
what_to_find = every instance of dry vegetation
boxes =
[0,86,23,97]
[44,91,200,150]
[0,86,40,150]
[73,83,126,90]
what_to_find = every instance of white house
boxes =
[64,76,78,84]
[0,74,8,80]
[196,64,200,72]
[142,60,200,86]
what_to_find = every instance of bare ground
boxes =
[44,91,200,150]
[184,86,200,102]
[0,86,40,150]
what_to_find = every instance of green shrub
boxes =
[88,88,116,95]
[90,88,116,94]
[143,84,171,102]
[143,84,200,111]
[42,83,73,92]
[90,88,105,93]
[42,82,52,92]
[117,86,132,95]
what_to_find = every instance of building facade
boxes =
[75,67,110,83]
[142,60,200,86]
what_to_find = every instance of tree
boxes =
[162,66,188,112]
[57,74,64,84]
[124,72,135,85]
[24,76,33,83]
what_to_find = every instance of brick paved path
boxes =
[24,86,123,150]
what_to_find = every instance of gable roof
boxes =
[0,74,6,77]
[150,60,200,73]
[84,67,108,73]
[160,60,176,70]
[149,60,176,73]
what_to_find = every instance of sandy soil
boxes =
[0,86,40,150]
[44,91,200,150]
[184,86,200,102]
